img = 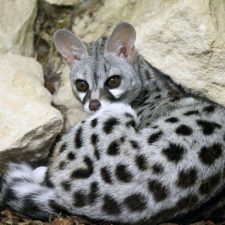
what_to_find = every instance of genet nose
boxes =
[89,99,101,111]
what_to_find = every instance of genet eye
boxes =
[75,79,89,92]
[105,75,121,89]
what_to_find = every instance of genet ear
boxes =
[105,22,136,62]
[53,29,87,68]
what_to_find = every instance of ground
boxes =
[1,209,225,225]
[0,209,98,225]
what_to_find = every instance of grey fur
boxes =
[1,22,225,225]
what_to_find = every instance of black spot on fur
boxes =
[22,194,40,215]
[59,161,66,170]
[152,163,164,174]
[176,124,193,136]
[145,69,151,80]
[75,127,83,148]
[199,143,222,165]
[165,117,179,123]
[103,117,119,134]
[171,96,180,102]
[177,195,198,210]
[154,94,161,99]
[125,113,133,118]
[73,183,99,207]
[102,195,121,215]
[60,143,67,153]
[197,120,221,135]
[222,167,225,178]
[3,187,18,203]
[162,143,186,163]
[183,110,199,116]
[88,182,99,204]
[94,147,100,160]
[199,173,221,195]
[115,164,133,183]
[137,110,144,117]
[61,181,71,191]
[135,155,148,171]
[44,170,54,187]
[143,89,149,96]
[148,131,163,144]
[101,167,113,184]
[124,193,147,212]
[148,179,169,202]
[130,140,140,149]
[71,156,93,179]
[91,133,99,145]
[203,105,215,113]
[176,168,198,188]
[155,86,161,92]
[107,140,120,155]
[91,118,98,128]
[149,105,155,111]
[73,191,87,207]
[120,136,126,142]
[126,120,136,128]
[67,152,75,160]
[49,200,69,215]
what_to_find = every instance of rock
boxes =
[52,65,87,130]
[0,0,37,56]
[0,54,63,171]
[72,0,138,41]
[73,0,225,106]
[135,0,225,106]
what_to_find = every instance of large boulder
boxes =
[0,0,37,56]
[72,0,225,106]
[0,54,63,172]
[135,0,225,106]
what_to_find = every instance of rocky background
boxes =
[0,0,225,173]
[0,0,225,224]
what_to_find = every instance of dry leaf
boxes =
[51,218,74,225]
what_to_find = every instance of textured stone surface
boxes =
[73,0,225,106]
[52,65,86,130]
[0,0,37,56]
[72,0,143,41]
[0,54,63,168]
[135,0,225,106]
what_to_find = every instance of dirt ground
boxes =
[1,209,225,225]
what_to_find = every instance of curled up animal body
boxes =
[1,22,225,224]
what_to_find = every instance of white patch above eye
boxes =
[109,89,124,98]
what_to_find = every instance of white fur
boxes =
[109,88,124,98]
[32,166,47,183]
